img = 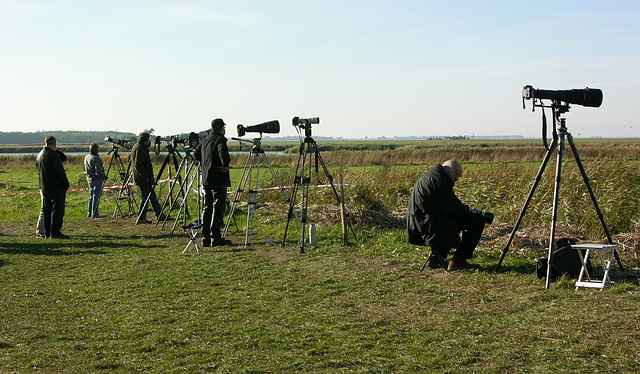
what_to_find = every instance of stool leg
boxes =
[182,228,201,254]
[575,248,591,291]
[601,248,616,290]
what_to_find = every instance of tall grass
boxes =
[337,159,640,241]
[3,143,640,241]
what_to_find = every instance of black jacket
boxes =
[407,164,470,248]
[36,147,70,195]
[195,132,231,188]
[131,140,154,187]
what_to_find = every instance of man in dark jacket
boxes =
[36,136,71,239]
[131,132,163,223]
[195,118,232,247]
[407,160,490,271]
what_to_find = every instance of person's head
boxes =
[211,118,226,135]
[138,132,151,145]
[89,142,100,155]
[44,136,57,150]
[443,159,463,182]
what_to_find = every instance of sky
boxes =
[1,0,639,140]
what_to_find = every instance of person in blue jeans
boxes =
[83,142,108,218]
[131,132,163,223]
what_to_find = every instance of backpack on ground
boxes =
[536,238,592,279]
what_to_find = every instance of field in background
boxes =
[2,139,640,372]
[3,138,640,242]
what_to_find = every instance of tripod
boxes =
[105,145,137,217]
[136,142,181,224]
[159,148,201,234]
[282,125,356,253]
[223,137,292,246]
[495,101,624,288]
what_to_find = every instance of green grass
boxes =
[2,146,640,372]
[2,217,640,373]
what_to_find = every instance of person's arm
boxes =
[217,140,230,173]
[97,157,107,179]
[430,180,469,217]
[52,152,70,189]
[194,143,202,163]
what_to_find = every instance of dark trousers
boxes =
[43,191,66,237]
[452,213,486,259]
[202,185,227,241]
[138,186,162,219]
[432,213,486,260]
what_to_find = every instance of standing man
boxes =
[36,148,67,238]
[131,132,163,224]
[83,142,107,218]
[195,118,232,247]
[36,136,70,239]
[407,159,493,271]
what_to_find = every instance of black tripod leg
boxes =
[419,256,430,272]
[137,153,171,224]
[282,147,306,247]
[567,133,624,271]
[281,178,300,246]
[157,156,188,227]
[419,251,448,272]
[223,151,252,238]
[495,136,557,272]
[546,130,567,289]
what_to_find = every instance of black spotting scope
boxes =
[522,85,603,108]
[237,120,280,137]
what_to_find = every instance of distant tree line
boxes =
[1,130,482,146]
[0,131,139,145]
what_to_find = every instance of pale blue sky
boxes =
[1,0,639,139]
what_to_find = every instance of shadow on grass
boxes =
[488,262,537,275]
[0,241,108,256]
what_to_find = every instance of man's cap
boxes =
[211,118,226,131]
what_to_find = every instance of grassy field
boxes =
[2,140,640,372]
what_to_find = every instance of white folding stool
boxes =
[182,220,203,254]
[572,244,617,291]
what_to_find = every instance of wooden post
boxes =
[339,175,348,245]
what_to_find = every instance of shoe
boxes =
[52,233,70,239]
[36,233,46,238]
[211,238,233,247]
[202,239,211,247]
[447,258,479,271]
[427,254,446,269]
[137,218,151,224]
[156,213,168,221]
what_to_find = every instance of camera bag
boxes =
[536,238,592,279]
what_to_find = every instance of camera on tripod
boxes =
[522,85,603,108]
[237,120,280,137]
[104,136,135,149]
[175,130,211,150]
[292,117,319,129]
[186,131,204,149]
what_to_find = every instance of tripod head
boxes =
[293,116,319,139]
[107,144,120,156]
[232,137,265,154]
